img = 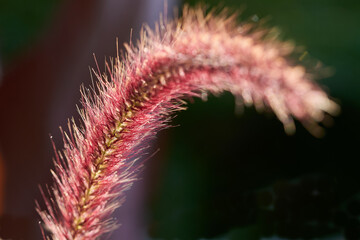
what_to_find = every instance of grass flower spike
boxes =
[37,5,339,239]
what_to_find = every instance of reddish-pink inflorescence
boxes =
[37,5,339,240]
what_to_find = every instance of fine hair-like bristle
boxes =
[37,5,339,240]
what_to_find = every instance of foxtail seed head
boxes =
[37,5,339,240]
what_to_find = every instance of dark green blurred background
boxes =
[1,0,360,239]
[0,0,58,64]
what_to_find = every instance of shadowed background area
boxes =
[0,0,359,239]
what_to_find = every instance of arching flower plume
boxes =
[37,5,339,240]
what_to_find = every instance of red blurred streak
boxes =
[0,0,102,237]
[0,151,4,215]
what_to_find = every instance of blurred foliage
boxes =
[149,94,360,240]
[0,0,59,64]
